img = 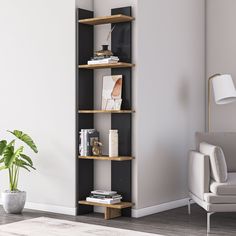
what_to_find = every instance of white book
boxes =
[94,56,119,61]
[86,197,121,204]
[91,190,117,196]
[88,60,119,65]
[109,56,119,60]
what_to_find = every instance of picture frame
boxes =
[101,75,123,110]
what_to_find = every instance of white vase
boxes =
[2,190,26,214]
[109,130,118,157]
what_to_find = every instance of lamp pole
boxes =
[208,74,221,132]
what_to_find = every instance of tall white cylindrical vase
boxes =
[109,130,118,157]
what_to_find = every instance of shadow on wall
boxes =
[141,137,188,204]
[178,78,190,110]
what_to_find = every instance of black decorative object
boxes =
[95,45,113,57]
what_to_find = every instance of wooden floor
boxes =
[0,204,236,235]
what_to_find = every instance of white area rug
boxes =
[0,217,160,236]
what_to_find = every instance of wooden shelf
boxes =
[79,110,134,114]
[79,200,133,209]
[78,62,135,69]
[79,200,133,220]
[79,156,134,161]
[79,14,134,25]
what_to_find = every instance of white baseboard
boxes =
[132,198,189,218]
[0,198,189,217]
[24,202,77,216]
[25,198,189,217]
[0,199,76,216]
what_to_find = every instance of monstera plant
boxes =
[0,130,38,214]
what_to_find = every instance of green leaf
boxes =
[3,146,14,167]
[20,154,33,166]
[8,130,38,153]
[16,158,35,170]
[0,140,7,155]
[19,165,30,172]
[0,157,4,163]
[15,158,35,170]
[25,164,36,170]
[15,159,30,172]
[4,146,23,168]
[14,158,23,167]
[27,164,36,170]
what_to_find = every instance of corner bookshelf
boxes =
[76,6,134,219]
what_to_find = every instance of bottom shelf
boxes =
[79,200,133,220]
[79,200,133,209]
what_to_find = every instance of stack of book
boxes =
[88,56,119,65]
[79,129,99,156]
[86,190,122,204]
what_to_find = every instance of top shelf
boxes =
[79,14,135,25]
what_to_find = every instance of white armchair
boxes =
[188,132,236,233]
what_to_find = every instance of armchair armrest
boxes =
[188,150,210,200]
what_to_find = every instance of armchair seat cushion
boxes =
[204,193,236,203]
[210,173,236,195]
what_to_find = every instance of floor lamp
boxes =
[208,74,236,131]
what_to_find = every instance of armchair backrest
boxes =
[196,132,236,172]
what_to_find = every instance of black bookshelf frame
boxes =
[76,6,133,217]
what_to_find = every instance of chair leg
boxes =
[207,212,215,233]
[188,198,191,215]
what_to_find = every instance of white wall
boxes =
[76,0,93,10]
[92,0,205,215]
[136,0,205,211]
[206,0,236,131]
[0,0,76,214]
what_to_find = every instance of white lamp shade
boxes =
[212,74,236,104]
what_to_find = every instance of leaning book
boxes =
[101,75,122,110]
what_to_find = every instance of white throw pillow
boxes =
[199,142,228,183]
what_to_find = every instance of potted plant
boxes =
[0,130,38,213]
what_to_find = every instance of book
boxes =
[91,190,117,196]
[88,59,118,65]
[88,56,119,65]
[90,194,122,199]
[86,197,121,204]
[92,56,119,60]
[90,56,119,61]
[79,129,99,156]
